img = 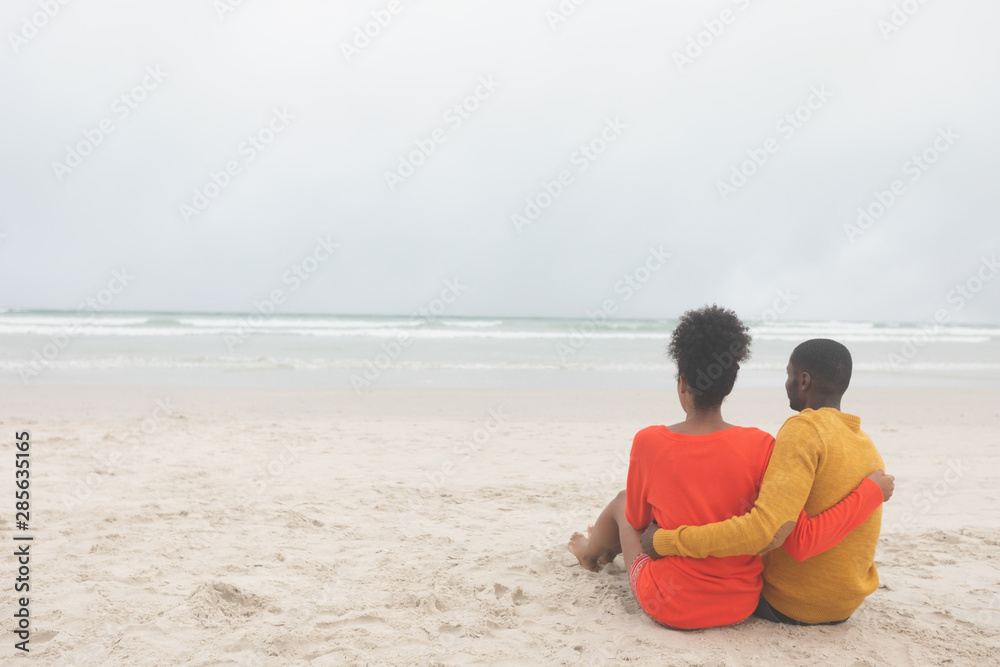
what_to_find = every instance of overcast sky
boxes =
[1,0,998,323]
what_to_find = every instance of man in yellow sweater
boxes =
[641,338,889,625]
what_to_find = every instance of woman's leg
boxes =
[568,490,644,572]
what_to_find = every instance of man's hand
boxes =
[756,520,796,555]
[866,469,895,502]
[640,521,662,559]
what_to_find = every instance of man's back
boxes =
[761,408,884,622]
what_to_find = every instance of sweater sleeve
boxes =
[652,417,821,558]
[780,477,884,562]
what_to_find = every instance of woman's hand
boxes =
[866,469,895,502]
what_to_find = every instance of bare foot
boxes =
[568,531,600,572]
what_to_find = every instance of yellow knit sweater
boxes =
[652,408,884,624]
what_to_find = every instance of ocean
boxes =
[1,310,999,389]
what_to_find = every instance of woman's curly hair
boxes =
[668,305,752,410]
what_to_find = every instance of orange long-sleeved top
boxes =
[626,423,882,629]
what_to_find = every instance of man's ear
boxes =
[799,371,812,392]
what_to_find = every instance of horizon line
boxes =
[0,307,998,327]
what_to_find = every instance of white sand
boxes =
[2,384,999,666]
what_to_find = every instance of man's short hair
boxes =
[790,338,852,395]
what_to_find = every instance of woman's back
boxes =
[626,424,775,629]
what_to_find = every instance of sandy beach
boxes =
[4,0,999,663]
[2,384,998,665]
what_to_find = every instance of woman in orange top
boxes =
[568,305,887,629]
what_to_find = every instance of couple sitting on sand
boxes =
[569,305,894,629]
